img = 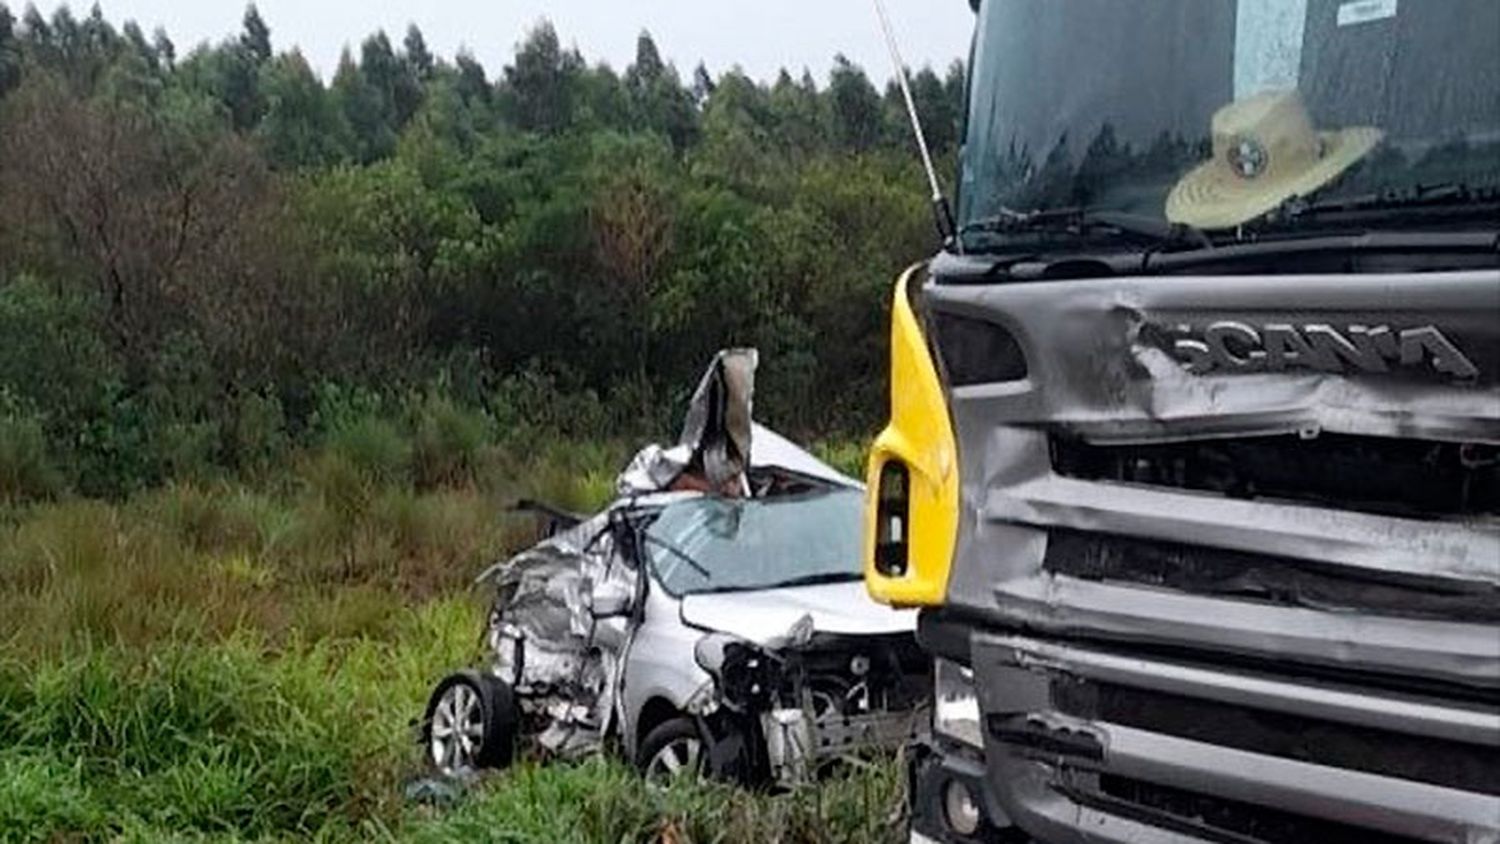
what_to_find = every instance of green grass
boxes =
[0,438,896,842]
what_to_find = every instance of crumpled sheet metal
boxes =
[616,443,693,497]
[618,348,758,496]
[923,267,1500,444]
[483,510,637,757]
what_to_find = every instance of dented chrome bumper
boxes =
[969,633,1500,843]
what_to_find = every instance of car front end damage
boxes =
[693,629,930,786]
[473,506,639,759]
[462,497,930,787]
[423,348,929,784]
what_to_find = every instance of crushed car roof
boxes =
[749,423,860,490]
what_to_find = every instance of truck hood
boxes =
[679,580,917,644]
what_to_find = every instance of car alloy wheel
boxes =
[430,680,485,775]
[422,670,518,777]
[646,734,704,780]
[637,716,711,783]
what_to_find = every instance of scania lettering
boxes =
[1166,321,1479,378]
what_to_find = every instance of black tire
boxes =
[635,716,708,782]
[422,670,518,775]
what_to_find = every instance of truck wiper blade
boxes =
[962,206,1212,249]
[992,229,1498,281]
[1269,181,1500,225]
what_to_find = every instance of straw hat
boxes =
[1166,89,1383,228]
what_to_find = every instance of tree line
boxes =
[0,3,964,500]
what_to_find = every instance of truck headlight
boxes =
[932,657,981,747]
[874,460,911,576]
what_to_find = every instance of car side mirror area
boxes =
[589,580,635,618]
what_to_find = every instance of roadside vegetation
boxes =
[0,3,928,840]
[0,442,898,842]
[0,2,958,505]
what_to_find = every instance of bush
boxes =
[143,418,223,485]
[226,391,291,474]
[0,278,117,441]
[410,393,492,489]
[323,416,411,486]
[521,439,626,515]
[0,399,63,504]
[137,332,225,485]
[487,364,610,447]
[148,483,284,555]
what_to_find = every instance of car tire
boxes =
[636,716,708,782]
[423,670,518,776]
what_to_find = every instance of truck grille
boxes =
[1053,680,1500,796]
[1050,432,1499,520]
[1079,776,1422,844]
[1043,530,1500,624]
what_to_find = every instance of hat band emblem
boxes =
[1228,137,1269,180]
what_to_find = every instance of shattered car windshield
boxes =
[958,0,1500,244]
[643,489,864,596]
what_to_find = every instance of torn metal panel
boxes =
[475,507,639,758]
[677,347,757,490]
[616,443,693,498]
[618,348,759,496]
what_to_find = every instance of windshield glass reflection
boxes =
[644,488,864,596]
[959,0,1500,242]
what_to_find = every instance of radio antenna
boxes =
[871,0,959,250]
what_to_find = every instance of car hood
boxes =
[678,580,917,644]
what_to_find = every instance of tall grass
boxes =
[0,630,903,841]
[0,602,478,840]
[0,434,892,842]
[397,757,905,844]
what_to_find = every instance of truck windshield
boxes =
[958,0,1500,247]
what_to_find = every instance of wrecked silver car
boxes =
[422,350,927,785]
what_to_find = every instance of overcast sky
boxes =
[33,1,974,86]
